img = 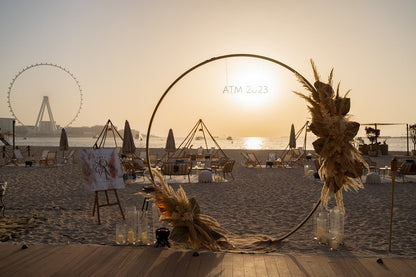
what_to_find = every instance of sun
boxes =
[222,59,280,109]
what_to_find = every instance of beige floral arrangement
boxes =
[294,60,367,214]
[143,170,229,250]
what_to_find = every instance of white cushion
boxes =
[366,172,381,184]
[198,170,212,183]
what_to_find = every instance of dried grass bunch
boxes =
[294,60,367,214]
[143,169,229,250]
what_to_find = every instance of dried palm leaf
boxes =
[138,169,229,250]
[294,59,368,214]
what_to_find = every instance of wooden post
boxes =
[389,157,398,252]
[12,120,15,150]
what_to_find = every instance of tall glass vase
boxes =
[329,207,344,250]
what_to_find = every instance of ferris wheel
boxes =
[6,63,83,129]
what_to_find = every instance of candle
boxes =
[117,234,124,244]
[330,238,339,250]
[336,233,343,244]
[128,231,135,244]
[317,227,328,243]
[141,232,148,244]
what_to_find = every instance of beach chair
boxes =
[397,160,416,182]
[213,159,235,181]
[38,150,50,165]
[46,151,57,165]
[274,151,293,168]
[266,152,277,168]
[13,149,25,165]
[63,150,75,164]
[39,151,57,166]
[247,153,262,167]
[290,148,305,166]
[363,157,377,174]
[241,152,261,167]
[121,156,146,182]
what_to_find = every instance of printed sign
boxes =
[79,148,125,191]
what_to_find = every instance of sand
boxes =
[1,146,415,258]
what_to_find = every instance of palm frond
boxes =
[328,68,334,87]
[310,59,320,81]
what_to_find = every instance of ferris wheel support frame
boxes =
[6,62,83,129]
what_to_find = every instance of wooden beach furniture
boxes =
[161,160,192,182]
[241,152,261,168]
[397,159,416,181]
[38,150,49,165]
[212,158,235,180]
[63,150,75,164]
[363,156,377,175]
[12,149,25,165]
[274,151,294,168]
[39,151,57,166]
[290,148,306,166]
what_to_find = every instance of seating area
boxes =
[161,160,193,182]
[397,159,416,181]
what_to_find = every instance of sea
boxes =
[10,135,413,153]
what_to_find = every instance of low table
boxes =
[379,167,391,178]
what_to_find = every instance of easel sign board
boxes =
[79,148,125,191]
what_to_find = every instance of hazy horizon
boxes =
[1,1,415,138]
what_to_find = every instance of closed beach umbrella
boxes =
[289,124,296,149]
[59,128,69,158]
[122,120,136,155]
[165,128,176,154]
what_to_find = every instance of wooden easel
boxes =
[90,119,125,224]
[92,189,125,225]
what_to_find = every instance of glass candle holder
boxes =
[316,211,329,244]
[116,223,126,245]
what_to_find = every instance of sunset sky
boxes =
[0,0,415,138]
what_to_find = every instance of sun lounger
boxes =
[290,148,305,166]
[63,150,75,164]
[241,152,261,168]
[13,149,25,165]
[38,150,49,165]
[39,151,57,166]
[274,152,293,168]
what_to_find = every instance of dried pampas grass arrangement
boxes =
[294,60,367,214]
[142,169,229,250]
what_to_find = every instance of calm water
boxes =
[10,135,412,152]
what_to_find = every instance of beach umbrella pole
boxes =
[389,157,398,252]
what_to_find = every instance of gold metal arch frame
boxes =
[146,53,320,241]
[7,63,83,128]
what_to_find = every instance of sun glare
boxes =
[244,137,263,149]
[222,59,280,109]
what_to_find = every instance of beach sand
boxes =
[1,147,415,259]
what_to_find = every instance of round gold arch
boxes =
[145,53,320,241]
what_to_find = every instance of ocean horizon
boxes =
[9,135,413,153]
